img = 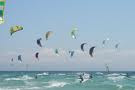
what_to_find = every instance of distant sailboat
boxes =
[105,64,110,74]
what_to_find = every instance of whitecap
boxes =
[96,72,103,75]
[76,72,83,75]
[0,88,21,90]
[107,76,125,82]
[107,73,120,77]
[116,84,123,89]
[119,73,126,76]
[130,76,135,79]
[5,75,34,81]
[58,73,66,76]
[45,81,69,88]
[25,87,41,90]
[37,72,49,76]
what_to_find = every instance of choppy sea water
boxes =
[0,71,135,90]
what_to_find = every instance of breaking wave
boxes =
[45,81,69,88]
[5,75,34,81]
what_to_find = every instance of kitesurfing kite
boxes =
[37,38,42,47]
[35,52,39,60]
[10,58,14,66]
[89,46,96,57]
[102,38,110,45]
[71,27,78,39]
[10,26,23,36]
[18,55,22,62]
[115,43,120,49]
[0,0,5,24]
[55,49,59,55]
[45,31,53,40]
[81,43,87,52]
[69,51,74,58]
[11,58,13,62]
[102,40,106,45]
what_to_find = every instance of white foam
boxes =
[25,87,41,90]
[37,72,49,76]
[45,81,69,88]
[107,73,120,77]
[58,73,66,76]
[96,72,103,75]
[0,88,20,90]
[130,76,135,78]
[116,84,123,89]
[5,75,34,81]
[119,73,126,76]
[107,76,125,82]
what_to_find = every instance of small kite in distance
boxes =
[89,46,96,57]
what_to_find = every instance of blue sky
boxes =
[0,0,135,71]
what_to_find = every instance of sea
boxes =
[0,71,135,90]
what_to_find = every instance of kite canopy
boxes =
[18,55,22,62]
[10,26,23,36]
[37,38,42,47]
[102,40,106,45]
[89,46,96,57]
[55,49,59,55]
[71,27,78,39]
[35,52,39,60]
[102,38,110,45]
[11,58,13,62]
[69,51,74,58]
[81,43,87,52]
[45,31,53,40]
[0,0,5,24]
[115,43,120,49]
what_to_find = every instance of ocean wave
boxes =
[76,72,83,75]
[58,73,66,76]
[119,73,126,76]
[45,81,69,88]
[37,72,49,76]
[107,76,125,82]
[130,75,135,78]
[107,73,120,77]
[0,88,21,90]
[96,72,104,75]
[116,84,123,89]
[25,87,41,90]
[5,75,34,81]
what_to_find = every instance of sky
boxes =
[0,0,135,71]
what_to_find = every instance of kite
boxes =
[45,31,53,40]
[37,38,42,47]
[55,49,59,55]
[102,38,110,45]
[0,0,5,24]
[69,51,74,58]
[10,26,23,36]
[102,40,106,45]
[11,58,13,62]
[35,52,39,60]
[81,43,87,52]
[115,43,120,49]
[71,27,78,39]
[89,46,96,57]
[18,55,22,62]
